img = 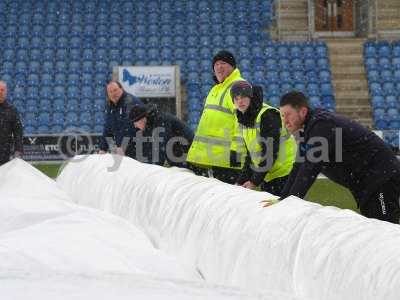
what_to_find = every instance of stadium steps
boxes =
[325,38,374,128]
[376,0,400,39]
[271,0,310,41]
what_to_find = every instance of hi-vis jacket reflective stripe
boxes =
[186,69,246,169]
[241,104,297,182]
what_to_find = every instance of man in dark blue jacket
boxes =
[126,104,194,169]
[99,81,143,155]
[279,91,400,224]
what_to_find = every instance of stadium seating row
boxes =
[364,40,400,147]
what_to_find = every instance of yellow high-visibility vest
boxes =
[241,104,297,182]
[187,69,246,169]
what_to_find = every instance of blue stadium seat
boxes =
[16,49,29,62]
[303,45,315,59]
[5,25,18,37]
[294,83,306,93]
[279,59,290,70]
[24,126,36,135]
[38,112,51,127]
[3,49,15,61]
[371,95,385,109]
[54,85,66,98]
[80,98,92,113]
[93,124,103,133]
[81,73,93,86]
[319,70,332,83]
[307,83,320,96]
[317,58,330,70]
[266,71,279,83]
[267,83,280,97]
[52,112,64,127]
[96,49,108,61]
[304,58,317,71]
[378,42,391,58]
[383,82,395,95]
[32,13,45,26]
[18,37,30,48]
[161,48,173,61]
[309,96,322,108]
[24,112,38,128]
[69,61,81,74]
[53,99,64,113]
[389,116,400,129]
[291,58,304,71]
[379,57,391,69]
[364,42,377,58]
[280,83,293,94]
[277,45,289,58]
[316,44,328,58]
[80,112,93,126]
[66,99,79,112]
[94,112,105,125]
[320,83,333,96]
[67,85,80,99]
[54,69,67,85]
[367,69,379,82]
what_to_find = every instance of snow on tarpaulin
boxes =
[0,159,295,300]
[57,154,400,300]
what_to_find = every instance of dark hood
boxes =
[144,103,160,130]
[236,85,264,127]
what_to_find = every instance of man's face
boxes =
[233,95,251,113]
[134,117,147,131]
[107,83,123,104]
[0,82,7,103]
[280,105,308,134]
[213,60,234,83]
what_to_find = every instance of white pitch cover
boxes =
[56,154,400,300]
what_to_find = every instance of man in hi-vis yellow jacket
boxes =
[187,51,247,184]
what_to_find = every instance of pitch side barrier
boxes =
[22,133,102,163]
[57,154,400,300]
[22,129,399,164]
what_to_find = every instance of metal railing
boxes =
[274,0,282,40]
[356,0,377,38]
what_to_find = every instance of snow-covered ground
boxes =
[1,156,400,300]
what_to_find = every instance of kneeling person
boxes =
[231,81,296,196]
[126,104,194,169]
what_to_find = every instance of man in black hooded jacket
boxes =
[126,104,194,169]
[230,81,296,196]
[279,91,400,224]
[0,81,23,165]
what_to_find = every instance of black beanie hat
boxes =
[212,50,236,70]
[129,105,147,122]
[230,80,253,100]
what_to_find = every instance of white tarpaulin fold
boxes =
[56,154,400,300]
[0,158,296,300]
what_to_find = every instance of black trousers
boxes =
[211,166,241,184]
[0,156,10,166]
[360,179,400,224]
[260,176,289,197]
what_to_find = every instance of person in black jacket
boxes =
[231,81,295,196]
[279,91,400,224]
[126,104,194,169]
[99,81,143,155]
[0,81,23,165]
